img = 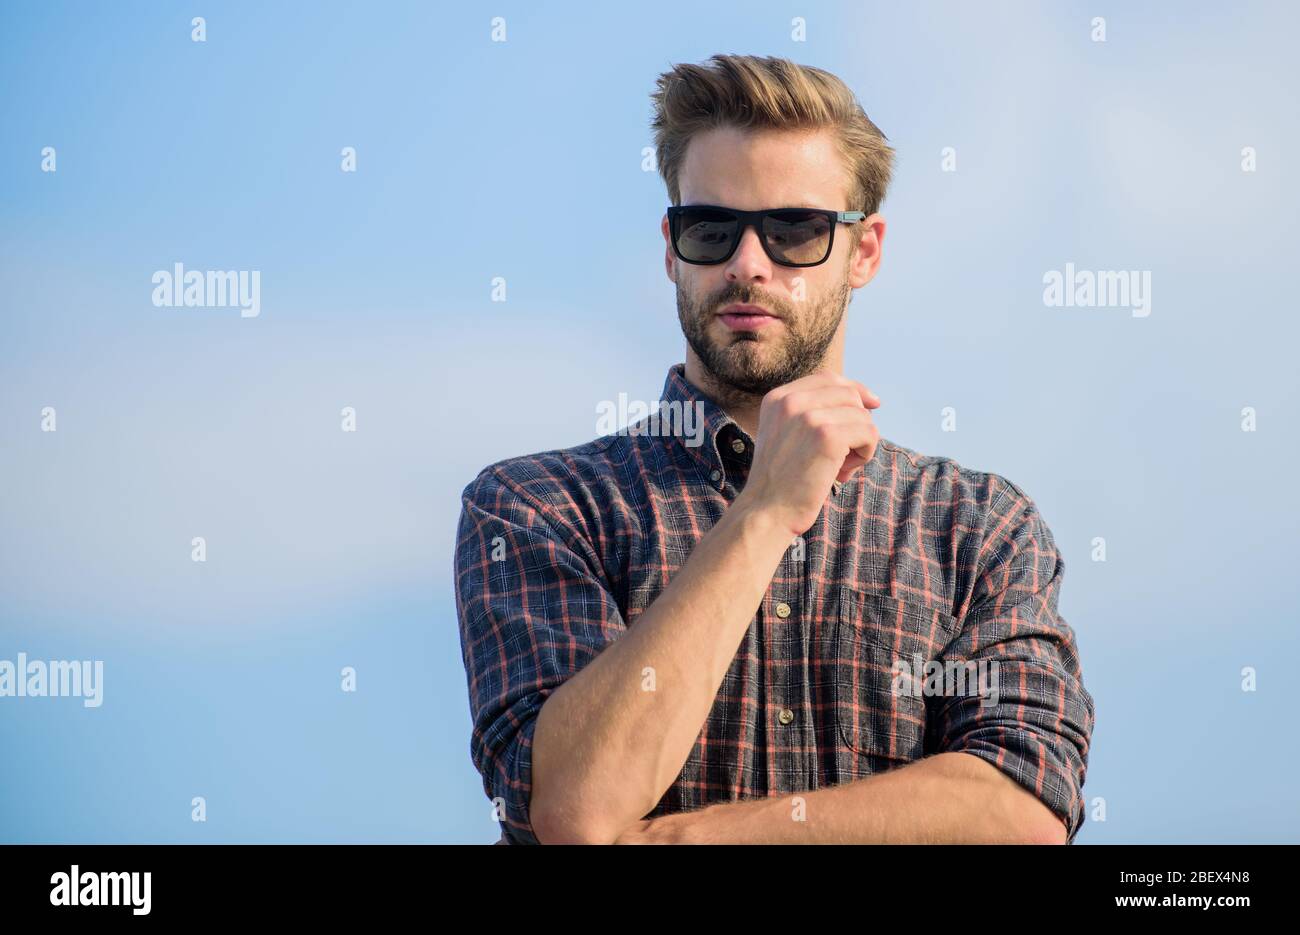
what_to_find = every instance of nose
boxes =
[724,222,772,283]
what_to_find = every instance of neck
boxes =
[686,335,847,439]
[683,357,763,438]
[683,352,844,440]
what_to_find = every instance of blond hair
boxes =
[650,54,895,217]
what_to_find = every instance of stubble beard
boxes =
[677,273,850,410]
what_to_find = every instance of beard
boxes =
[676,271,850,405]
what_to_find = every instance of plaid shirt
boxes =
[455,363,1095,844]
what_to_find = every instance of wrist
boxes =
[727,489,797,548]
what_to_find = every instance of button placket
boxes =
[767,589,806,791]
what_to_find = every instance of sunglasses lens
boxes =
[674,207,740,263]
[762,210,832,265]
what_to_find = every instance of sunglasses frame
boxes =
[666,204,867,268]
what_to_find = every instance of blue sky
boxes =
[2,1,1297,842]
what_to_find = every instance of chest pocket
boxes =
[829,589,961,764]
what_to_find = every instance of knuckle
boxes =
[812,422,839,446]
[801,409,827,429]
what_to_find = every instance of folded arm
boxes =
[615,751,1066,844]
[619,479,1095,845]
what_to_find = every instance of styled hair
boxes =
[650,54,895,217]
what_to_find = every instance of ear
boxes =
[662,214,678,283]
[847,214,886,289]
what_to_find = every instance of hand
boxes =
[735,372,882,537]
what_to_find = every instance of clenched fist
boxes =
[735,372,881,538]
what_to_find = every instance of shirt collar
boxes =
[659,362,846,498]
[659,363,753,482]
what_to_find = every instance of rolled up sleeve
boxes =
[453,465,626,844]
[933,481,1096,842]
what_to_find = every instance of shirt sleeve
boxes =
[931,480,1096,842]
[453,464,628,844]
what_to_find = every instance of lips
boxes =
[717,303,780,331]
[718,303,777,319]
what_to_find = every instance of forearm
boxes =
[530,491,792,844]
[619,752,1067,844]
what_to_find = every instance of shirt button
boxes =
[777,708,795,725]
[731,438,746,454]
[709,469,721,482]
[775,601,791,618]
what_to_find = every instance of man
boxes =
[454,53,1094,844]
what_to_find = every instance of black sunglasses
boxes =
[667,204,866,268]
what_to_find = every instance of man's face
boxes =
[663,126,882,397]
